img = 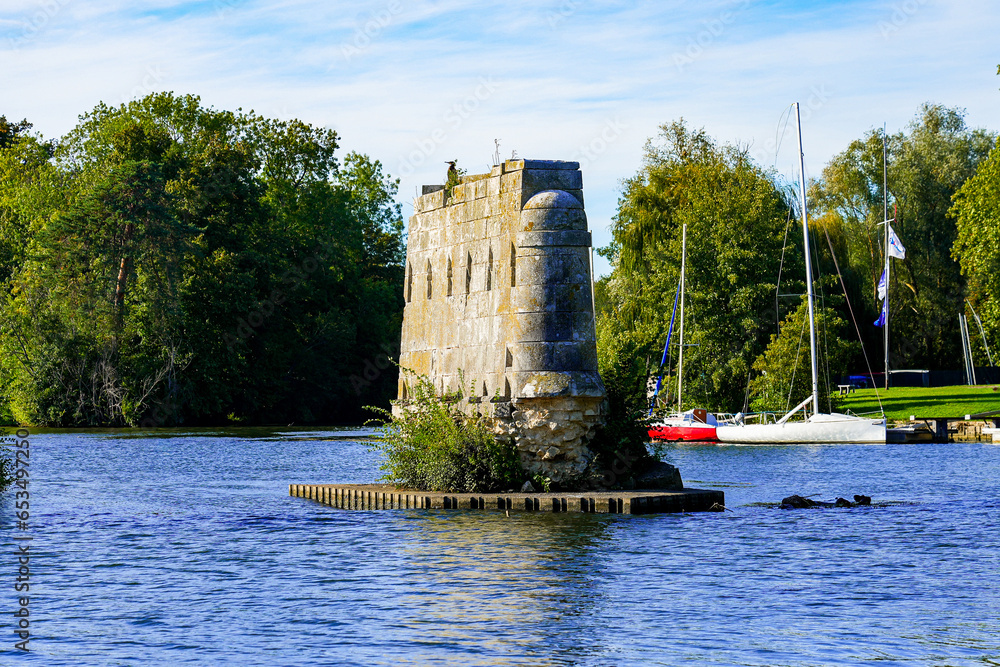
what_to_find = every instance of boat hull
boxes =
[716,413,885,444]
[648,424,718,442]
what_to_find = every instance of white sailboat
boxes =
[716,103,886,445]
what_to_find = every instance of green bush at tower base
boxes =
[367,371,525,493]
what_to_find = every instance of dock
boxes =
[289,483,725,514]
[900,412,1000,442]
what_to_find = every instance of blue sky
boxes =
[3,0,998,275]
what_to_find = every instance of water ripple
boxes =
[1,433,998,665]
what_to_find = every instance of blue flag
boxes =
[874,299,887,327]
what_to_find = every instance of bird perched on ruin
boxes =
[444,160,461,196]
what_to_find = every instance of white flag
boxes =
[888,225,906,260]
[877,269,887,301]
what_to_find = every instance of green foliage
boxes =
[367,371,525,493]
[584,324,657,488]
[952,138,1000,364]
[0,95,404,426]
[811,104,996,370]
[748,298,859,413]
[0,116,33,150]
[598,120,792,413]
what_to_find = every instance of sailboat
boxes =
[647,223,721,442]
[716,103,886,445]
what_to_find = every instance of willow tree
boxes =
[599,121,792,413]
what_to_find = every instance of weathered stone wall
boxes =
[396,159,606,481]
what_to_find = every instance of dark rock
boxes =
[853,494,871,505]
[780,494,816,509]
[634,461,683,491]
[835,497,854,507]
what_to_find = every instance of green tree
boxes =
[748,298,858,414]
[599,121,792,413]
[952,138,1000,364]
[811,104,996,370]
[0,94,404,426]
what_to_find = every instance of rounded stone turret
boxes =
[502,189,605,480]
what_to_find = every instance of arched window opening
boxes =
[466,252,473,294]
[426,260,433,299]
[486,247,493,291]
[510,243,516,287]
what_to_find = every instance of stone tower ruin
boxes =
[396,159,606,482]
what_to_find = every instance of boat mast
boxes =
[883,124,890,390]
[676,223,687,412]
[794,103,820,416]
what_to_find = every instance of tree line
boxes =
[598,104,999,415]
[3,95,998,426]
[0,94,404,427]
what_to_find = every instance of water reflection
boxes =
[382,511,619,664]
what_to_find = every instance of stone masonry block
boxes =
[471,198,486,220]
[515,311,596,343]
[522,169,583,196]
[520,207,588,232]
[501,170,523,194]
[516,230,592,248]
[520,160,580,170]
[563,189,584,206]
[517,251,591,286]
[513,282,591,314]
[416,190,445,213]
[511,341,598,373]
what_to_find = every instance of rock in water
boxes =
[780,495,816,509]
[853,494,871,505]
[835,497,854,507]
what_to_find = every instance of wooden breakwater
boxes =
[289,483,725,514]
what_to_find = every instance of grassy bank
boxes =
[838,385,1000,420]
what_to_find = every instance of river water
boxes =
[2,428,998,666]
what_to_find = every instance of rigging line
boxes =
[772,104,795,170]
[775,205,795,330]
[823,225,884,414]
[808,221,833,412]
[786,302,809,414]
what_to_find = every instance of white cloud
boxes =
[2,0,998,277]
